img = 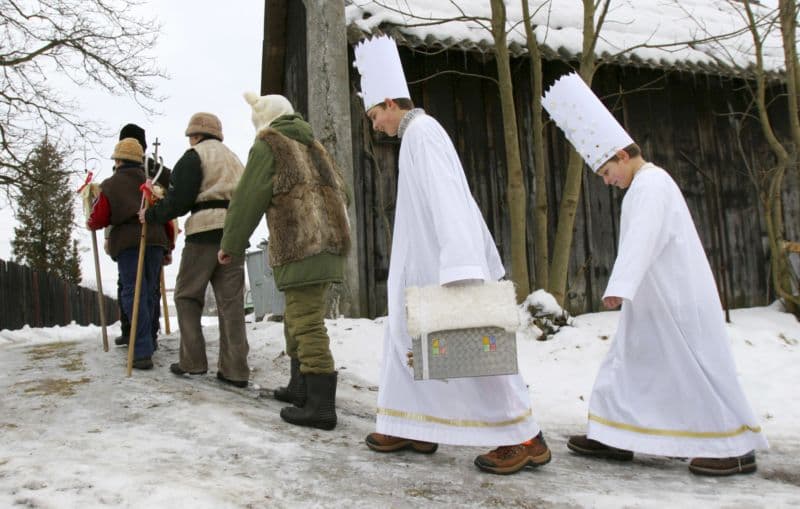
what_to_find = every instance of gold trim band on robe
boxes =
[377,407,532,428]
[588,413,762,438]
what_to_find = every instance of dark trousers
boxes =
[117,246,165,359]
[118,267,161,340]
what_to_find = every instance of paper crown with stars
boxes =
[541,73,634,172]
[353,35,411,111]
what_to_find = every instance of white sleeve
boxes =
[604,177,672,301]
[407,124,486,285]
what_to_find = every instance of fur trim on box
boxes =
[405,280,519,337]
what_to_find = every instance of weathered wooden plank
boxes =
[342,44,796,316]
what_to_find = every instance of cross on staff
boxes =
[151,137,171,336]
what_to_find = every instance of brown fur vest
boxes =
[261,129,351,266]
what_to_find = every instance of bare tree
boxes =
[738,0,800,311]
[522,0,549,292]
[0,0,163,202]
[546,0,610,306]
[491,0,530,301]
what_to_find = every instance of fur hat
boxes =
[243,92,294,131]
[111,138,144,162]
[185,112,223,141]
[119,123,147,151]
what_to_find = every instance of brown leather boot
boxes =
[365,433,438,454]
[474,432,552,475]
[567,434,633,461]
[689,452,756,476]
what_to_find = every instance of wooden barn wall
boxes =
[281,1,308,118]
[347,46,797,318]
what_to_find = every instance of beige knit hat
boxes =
[111,137,144,162]
[185,112,223,140]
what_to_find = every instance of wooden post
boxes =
[127,205,148,377]
[160,268,171,335]
[303,0,362,316]
[91,231,109,351]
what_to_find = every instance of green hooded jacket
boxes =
[220,113,347,290]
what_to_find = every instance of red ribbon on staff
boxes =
[76,171,94,193]
[139,179,157,205]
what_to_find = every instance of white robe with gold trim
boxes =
[374,112,539,446]
[588,163,768,457]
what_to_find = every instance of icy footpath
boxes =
[0,305,799,508]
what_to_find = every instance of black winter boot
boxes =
[274,357,306,407]
[280,372,337,430]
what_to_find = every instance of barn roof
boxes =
[345,1,786,79]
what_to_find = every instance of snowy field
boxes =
[1,303,799,508]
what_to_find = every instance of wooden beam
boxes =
[261,0,288,95]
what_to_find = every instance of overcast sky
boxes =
[0,1,268,293]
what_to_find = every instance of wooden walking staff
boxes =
[91,231,109,351]
[77,171,108,351]
[126,196,149,376]
[160,268,171,334]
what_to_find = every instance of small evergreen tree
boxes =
[12,139,82,283]
[67,239,82,286]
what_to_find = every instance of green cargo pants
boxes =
[283,282,334,374]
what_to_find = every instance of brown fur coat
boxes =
[261,129,351,266]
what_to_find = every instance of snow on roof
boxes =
[345,1,786,77]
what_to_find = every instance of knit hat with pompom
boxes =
[243,92,294,132]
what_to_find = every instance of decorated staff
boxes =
[542,73,768,476]
[87,138,171,374]
[146,137,172,337]
[77,170,108,351]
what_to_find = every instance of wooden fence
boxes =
[0,258,118,331]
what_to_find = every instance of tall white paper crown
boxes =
[353,35,411,111]
[541,73,633,172]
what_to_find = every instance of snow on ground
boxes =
[1,304,799,508]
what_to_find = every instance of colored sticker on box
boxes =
[432,337,445,356]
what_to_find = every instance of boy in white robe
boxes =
[354,36,550,475]
[542,73,767,476]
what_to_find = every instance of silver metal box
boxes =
[412,326,518,380]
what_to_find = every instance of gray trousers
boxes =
[174,241,249,381]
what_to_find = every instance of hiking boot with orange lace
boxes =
[567,434,634,461]
[689,451,757,476]
[474,432,552,475]
[365,433,438,454]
